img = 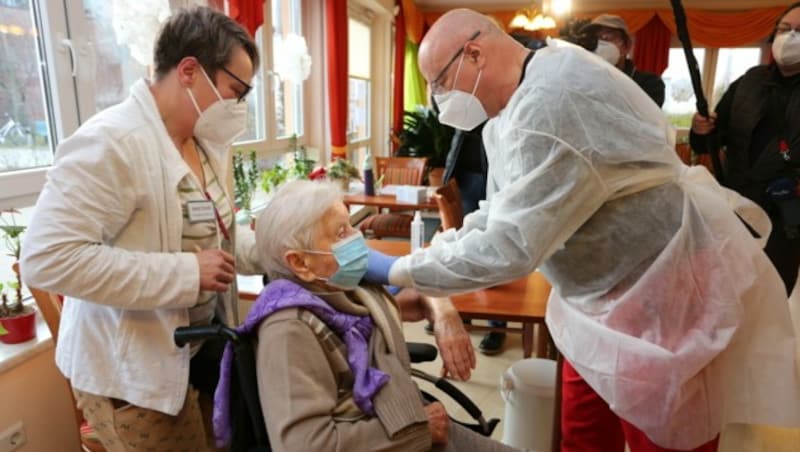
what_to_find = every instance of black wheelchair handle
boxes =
[434,377,482,420]
[407,342,438,363]
[174,325,241,347]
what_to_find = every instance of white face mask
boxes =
[595,39,621,66]
[433,53,488,131]
[186,67,248,148]
[773,31,800,68]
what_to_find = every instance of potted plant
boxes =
[394,106,454,186]
[0,209,36,344]
[233,149,260,224]
[326,158,360,191]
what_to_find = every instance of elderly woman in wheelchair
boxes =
[221,179,520,451]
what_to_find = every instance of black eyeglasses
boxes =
[430,30,481,95]
[220,66,252,103]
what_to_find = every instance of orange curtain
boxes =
[392,2,406,149]
[228,0,264,37]
[402,0,425,44]
[633,16,671,75]
[655,7,784,48]
[419,7,783,48]
[325,0,348,160]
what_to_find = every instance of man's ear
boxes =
[284,250,316,282]
[465,42,484,66]
[176,56,199,88]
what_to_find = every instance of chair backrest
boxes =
[376,157,427,185]
[434,178,464,231]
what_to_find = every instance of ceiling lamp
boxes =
[509,0,571,31]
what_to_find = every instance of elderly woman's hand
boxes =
[430,303,476,381]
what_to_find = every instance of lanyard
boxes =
[204,190,231,242]
[195,141,231,243]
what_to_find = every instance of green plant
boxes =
[0,209,25,318]
[394,106,454,168]
[233,150,260,212]
[0,280,23,318]
[261,164,289,194]
[326,158,360,180]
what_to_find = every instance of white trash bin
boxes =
[500,358,557,451]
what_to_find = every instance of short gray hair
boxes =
[255,180,343,281]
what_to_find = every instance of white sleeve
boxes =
[20,131,199,310]
[390,127,609,296]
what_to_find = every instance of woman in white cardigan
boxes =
[21,7,262,451]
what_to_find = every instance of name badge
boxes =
[187,200,216,223]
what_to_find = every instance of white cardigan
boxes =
[20,79,262,415]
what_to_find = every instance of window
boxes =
[1,0,55,174]
[348,17,371,164]
[711,47,761,107]
[237,0,307,154]
[662,47,706,129]
[1,0,313,208]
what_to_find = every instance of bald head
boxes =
[418,9,501,82]
[418,8,529,119]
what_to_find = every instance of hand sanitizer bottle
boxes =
[363,149,375,196]
[411,211,424,252]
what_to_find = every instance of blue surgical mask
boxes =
[302,232,368,290]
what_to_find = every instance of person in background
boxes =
[366,9,800,451]
[582,14,665,107]
[20,7,263,450]
[691,2,800,294]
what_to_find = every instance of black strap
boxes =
[519,51,535,85]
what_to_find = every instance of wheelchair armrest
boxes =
[407,342,438,363]
[174,325,240,347]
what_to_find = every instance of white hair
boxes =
[255,179,343,281]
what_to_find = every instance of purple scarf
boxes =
[213,279,390,446]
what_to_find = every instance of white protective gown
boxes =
[388,38,800,448]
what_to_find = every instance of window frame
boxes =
[665,36,768,138]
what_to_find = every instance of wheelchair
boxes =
[175,323,499,452]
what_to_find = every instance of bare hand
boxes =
[691,112,717,135]
[424,402,449,445]
[196,248,235,292]
[433,309,476,381]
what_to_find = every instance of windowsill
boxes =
[0,301,53,375]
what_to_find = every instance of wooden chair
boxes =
[433,178,464,231]
[359,157,428,238]
[30,288,105,452]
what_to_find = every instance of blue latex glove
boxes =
[384,285,402,296]
[364,248,399,286]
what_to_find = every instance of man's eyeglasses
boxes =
[430,30,481,95]
[220,66,252,103]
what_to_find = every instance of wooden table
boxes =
[343,193,438,211]
[368,240,552,358]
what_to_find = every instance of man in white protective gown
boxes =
[364,8,800,452]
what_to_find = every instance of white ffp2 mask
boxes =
[773,31,800,68]
[187,67,248,148]
[595,40,621,66]
[433,54,488,131]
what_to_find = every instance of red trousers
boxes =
[560,359,719,452]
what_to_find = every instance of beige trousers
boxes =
[73,386,215,452]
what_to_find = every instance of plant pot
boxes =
[0,306,36,344]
